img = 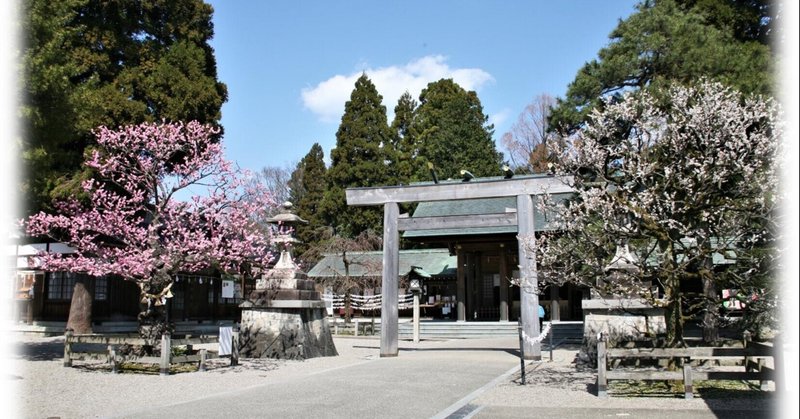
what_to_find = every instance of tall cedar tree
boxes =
[320,74,392,238]
[20,0,226,334]
[21,0,227,215]
[289,143,328,262]
[549,0,774,134]
[388,91,418,185]
[411,79,503,181]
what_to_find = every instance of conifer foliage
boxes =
[289,143,328,258]
[549,0,774,134]
[21,0,228,215]
[411,79,503,181]
[388,91,419,185]
[319,74,392,238]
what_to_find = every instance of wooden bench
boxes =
[64,330,239,375]
[331,318,376,336]
[596,333,781,399]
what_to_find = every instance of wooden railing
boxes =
[596,332,782,399]
[64,330,239,375]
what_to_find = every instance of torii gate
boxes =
[346,175,573,359]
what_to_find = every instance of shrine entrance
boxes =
[345,174,573,360]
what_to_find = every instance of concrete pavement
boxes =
[116,337,521,419]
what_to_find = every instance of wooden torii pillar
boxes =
[346,176,572,358]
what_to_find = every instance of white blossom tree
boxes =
[529,81,783,346]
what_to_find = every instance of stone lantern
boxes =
[238,202,337,359]
[595,243,640,298]
[582,241,666,360]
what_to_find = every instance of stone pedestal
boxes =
[578,298,665,364]
[239,272,337,360]
[239,301,337,359]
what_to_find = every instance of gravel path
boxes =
[9,334,386,418]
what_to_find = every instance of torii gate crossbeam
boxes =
[346,175,573,359]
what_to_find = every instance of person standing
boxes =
[537,304,545,329]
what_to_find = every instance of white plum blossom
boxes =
[525,81,783,344]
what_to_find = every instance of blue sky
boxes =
[206,1,641,173]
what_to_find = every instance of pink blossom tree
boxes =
[25,121,275,339]
[528,81,783,347]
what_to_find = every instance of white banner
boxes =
[221,280,235,299]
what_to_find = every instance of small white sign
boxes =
[222,280,234,299]
[219,326,233,356]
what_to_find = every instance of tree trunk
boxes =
[661,242,684,347]
[344,292,352,324]
[66,277,93,334]
[701,257,719,344]
[137,277,174,350]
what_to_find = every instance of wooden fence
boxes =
[64,330,239,375]
[596,332,782,399]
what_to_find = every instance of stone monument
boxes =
[238,202,337,359]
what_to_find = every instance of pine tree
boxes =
[549,0,773,134]
[21,0,228,215]
[411,79,503,182]
[319,74,392,238]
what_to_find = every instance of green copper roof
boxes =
[403,193,573,238]
[307,248,456,279]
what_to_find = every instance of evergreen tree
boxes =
[21,0,228,215]
[319,74,392,238]
[289,143,328,261]
[410,79,503,181]
[549,0,773,134]
[389,91,418,185]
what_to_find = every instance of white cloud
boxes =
[301,55,494,123]
[489,108,511,129]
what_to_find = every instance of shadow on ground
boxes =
[14,339,65,361]
[353,345,520,357]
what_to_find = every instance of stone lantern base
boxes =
[238,300,337,360]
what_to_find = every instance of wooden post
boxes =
[413,292,420,343]
[354,319,359,337]
[198,349,208,372]
[773,333,783,394]
[597,338,607,397]
[231,330,239,367]
[456,250,466,321]
[63,330,73,367]
[499,247,509,321]
[108,345,118,374]
[518,320,525,385]
[549,285,560,321]
[380,202,399,357]
[743,331,752,372]
[517,194,540,360]
[160,333,171,376]
[683,364,694,399]
[757,357,769,391]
